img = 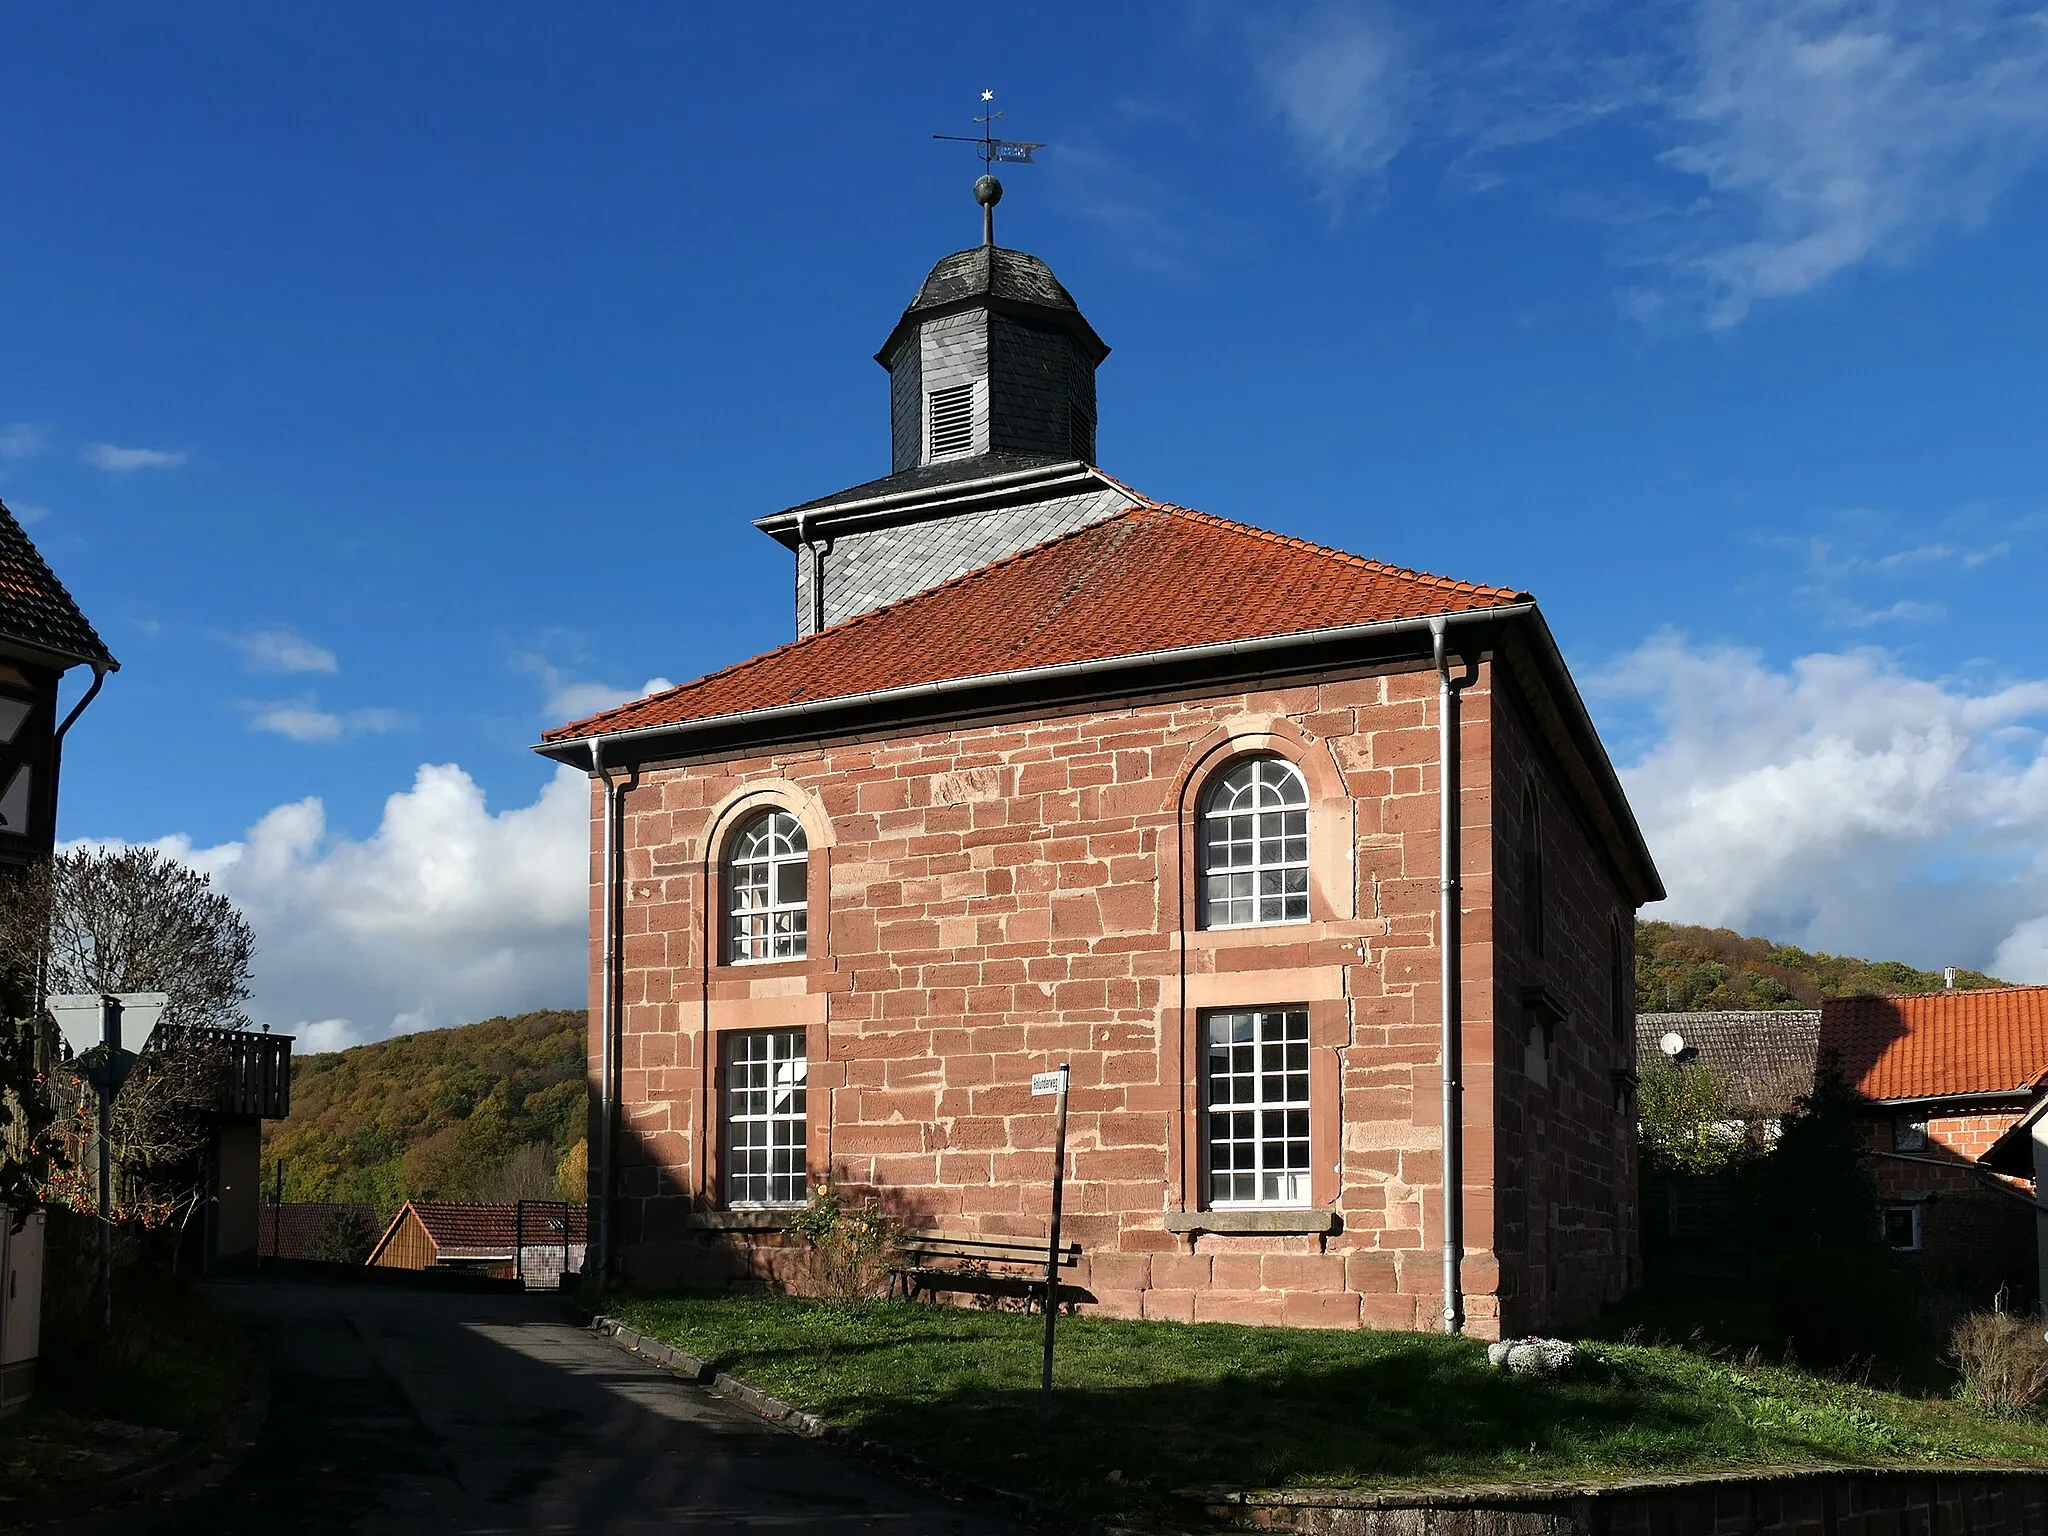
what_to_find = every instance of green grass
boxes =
[610,1292,2048,1529]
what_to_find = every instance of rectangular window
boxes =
[1881,1204,1922,1252]
[724,1030,808,1207]
[1895,1116,1928,1152]
[927,383,975,459]
[1204,1007,1312,1207]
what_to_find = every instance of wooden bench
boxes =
[889,1231,1084,1310]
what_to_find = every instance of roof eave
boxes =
[533,601,1536,765]
[874,292,1110,371]
[754,460,1113,548]
[0,634,120,675]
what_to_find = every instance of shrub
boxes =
[787,1184,905,1306]
[1952,1310,2048,1412]
[1770,1245,1914,1364]
[309,1205,374,1265]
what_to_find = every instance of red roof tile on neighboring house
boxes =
[542,502,1527,743]
[1820,987,2048,1101]
[409,1201,589,1254]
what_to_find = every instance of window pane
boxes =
[1200,758,1310,930]
[726,1030,808,1206]
[1204,1007,1312,1209]
[728,811,809,962]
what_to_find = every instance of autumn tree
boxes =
[5,849,258,1233]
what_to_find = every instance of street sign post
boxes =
[1032,1062,1070,1412]
[46,992,171,1328]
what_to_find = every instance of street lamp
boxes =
[47,992,169,1329]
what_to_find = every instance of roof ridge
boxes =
[1833,984,2048,1004]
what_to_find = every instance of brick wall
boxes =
[590,655,1634,1334]
[1870,1109,2036,1303]
[1488,677,1640,1335]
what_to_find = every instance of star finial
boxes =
[981,89,994,102]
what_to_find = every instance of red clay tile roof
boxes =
[1820,987,2048,1101]
[407,1201,589,1253]
[544,502,1527,743]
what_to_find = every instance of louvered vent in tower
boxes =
[927,383,975,460]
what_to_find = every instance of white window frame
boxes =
[727,809,808,964]
[1880,1203,1922,1252]
[1199,757,1310,930]
[1203,1006,1313,1209]
[724,1029,808,1208]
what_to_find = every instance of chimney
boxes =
[1944,966,1957,991]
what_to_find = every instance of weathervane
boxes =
[934,90,1044,247]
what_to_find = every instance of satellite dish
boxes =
[1659,1032,1686,1058]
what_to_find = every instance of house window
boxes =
[1520,786,1544,959]
[1204,1007,1312,1207]
[1895,1117,1928,1153]
[724,1030,808,1207]
[927,382,976,459]
[1199,757,1309,929]
[727,810,808,963]
[1881,1204,1922,1252]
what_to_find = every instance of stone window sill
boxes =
[1164,1208,1339,1236]
[685,1210,799,1231]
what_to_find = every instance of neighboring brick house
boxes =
[535,204,1664,1337]
[1826,988,2047,1302]
[369,1200,589,1289]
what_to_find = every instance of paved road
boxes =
[65,1279,1023,1535]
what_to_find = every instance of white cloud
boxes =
[516,651,673,725]
[229,628,338,675]
[1603,634,2048,980]
[248,701,408,743]
[0,423,48,460]
[83,442,187,473]
[9,504,50,525]
[1240,1,2048,322]
[1246,4,1418,195]
[1662,0,2048,325]
[110,762,590,1044]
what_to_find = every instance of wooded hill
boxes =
[262,927,2015,1215]
[261,1009,587,1215]
[1637,920,2008,1012]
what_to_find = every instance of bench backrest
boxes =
[899,1232,1081,1270]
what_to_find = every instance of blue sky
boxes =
[5,3,2046,1043]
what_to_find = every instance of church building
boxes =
[537,180,1663,1337]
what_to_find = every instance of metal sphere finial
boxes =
[974,173,1004,207]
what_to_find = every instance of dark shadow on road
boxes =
[52,1278,1019,1536]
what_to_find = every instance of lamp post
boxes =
[47,992,168,1329]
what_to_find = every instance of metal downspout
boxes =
[591,738,621,1289]
[1431,617,1466,1335]
[796,510,824,637]
[49,661,109,811]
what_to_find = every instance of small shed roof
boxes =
[368,1199,589,1263]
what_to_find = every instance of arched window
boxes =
[727,810,808,962]
[1609,915,1632,1056]
[1200,756,1310,929]
[1520,785,1544,959]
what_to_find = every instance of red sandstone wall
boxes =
[588,657,1630,1333]
[1488,676,1640,1336]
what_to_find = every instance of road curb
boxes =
[584,1312,1128,1533]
